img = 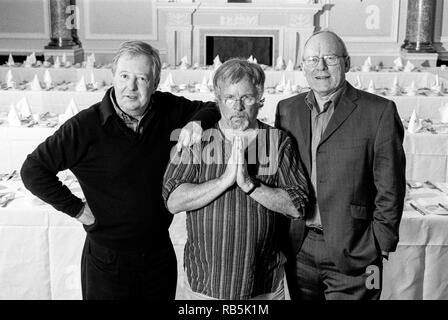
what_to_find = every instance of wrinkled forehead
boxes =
[303,33,345,58]
[218,77,257,94]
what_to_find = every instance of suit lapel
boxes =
[319,83,359,146]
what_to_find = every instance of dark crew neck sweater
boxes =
[20,88,219,252]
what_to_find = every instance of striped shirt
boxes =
[162,121,308,299]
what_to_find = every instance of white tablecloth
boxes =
[0,181,447,300]
[1,89,448,124]
[1,125,447,183]
[1,66,447,89]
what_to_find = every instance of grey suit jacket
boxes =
[275,82,406,275]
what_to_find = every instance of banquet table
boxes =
[1,88,448,123]
[0,178,447,300]
[1,114,448,183]
[2,66,447,89]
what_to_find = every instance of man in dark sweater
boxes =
[20,41,219,300]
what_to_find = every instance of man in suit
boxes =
[275,30,406,300]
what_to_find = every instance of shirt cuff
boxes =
[282,186,307,219]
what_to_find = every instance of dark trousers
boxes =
[286,228,382,300]
[81,236,177,300]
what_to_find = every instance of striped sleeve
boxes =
[276,133,309,219]
[162,144,201,208]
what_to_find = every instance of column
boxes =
[401,0,436,53]
[45,0,81,49]
[44,0,84,64]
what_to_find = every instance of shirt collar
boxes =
[305,81,347,112]
[110,88,151,122]
[99,87,151,126]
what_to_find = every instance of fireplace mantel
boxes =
[156,2,324,66]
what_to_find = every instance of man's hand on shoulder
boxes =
[176,121,203,152]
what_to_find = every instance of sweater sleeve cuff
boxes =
[65,197,85,218]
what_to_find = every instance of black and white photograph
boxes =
[0,0,448,308]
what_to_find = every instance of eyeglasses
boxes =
[303,55,346,68]
[221,95,264,108]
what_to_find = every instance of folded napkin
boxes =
[58,99,79,123]
[17,97,32,118]
[361,56,372,72]
[179,56,189,70]
[366,80,376,94]
[406,80,417,96]
[75,75,87,92]
[403,60,415,72]
[285,60,295,71]
[284,80,292,94]
[275,74,287,92]
[213,55,222,70]
[389,76,402,95]
[159,73,174,92]
[23,57,32,68]
[53,56,61,68]
[86,53,96,69]
[43,69,53,89]
[407,109,422,133]
[159,83,172,92]
[61,53,67,65]
[88,71,98,89]
[66,98,79,115]
[393,56,403,71]
[7,104,21,126]
[27,52,37,66]
[5,69,15,88]
[275,56,285,70]
[431,75,443,94]
[207,72,213,89]
[198,76,210,93]
[30,74,42,91]
[7,53,14,67]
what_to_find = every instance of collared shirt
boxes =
[162,121,308,299]
[110,89,150,134]
[305,84,346,229]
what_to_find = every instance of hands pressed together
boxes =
[175,121,256,193]
[221,135,255,193]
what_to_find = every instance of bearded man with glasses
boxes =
[275,30,406,300]
[162,58,309,300]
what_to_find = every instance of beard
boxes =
[229,115,249,130]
